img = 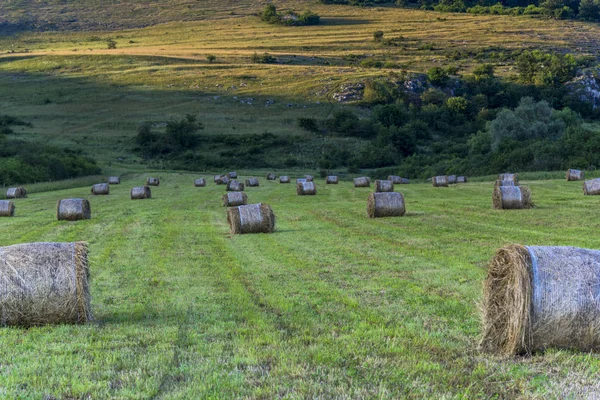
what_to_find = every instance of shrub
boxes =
[373,31,384,41]
[297,117,320,133]
[206,55,216,63]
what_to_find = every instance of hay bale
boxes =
[400,178,410,184]
[432,176,448,187]
[57,199,91,221]
[194,178,206,187]
[567,169,584,181]
[498,173,519,184]
[354,177,370,187]
[222,192,248,207]
[227,180,245,191]
[296,178,307,184]
[91,183,109,195]
[457,176,468,183]
[481,244,600,355]
[0,241,91,326]
[228,172,237,179]
[326,176,339,184]
[447,175,457,184]
[6,187,26,199]
[266,173,277,180]
[131,186,151,200]
[494,180,516,188]
[227,203,275,234]
[367,192,405,218]
[280,176,290,183]
[108,176,120,185]
[305,175,314,182]
[0,200,15,217]
[146,177,160,186]
[492,186,534,209]
[584,178,600,195]
[375,180,394,193]
[215,175,229,185]
[388,175,402,184]
[297,181,317,195]
[245,178,259,187]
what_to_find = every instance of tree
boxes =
[373,31,384,42]
[579,0,600,20]
[206,54,216,63]
[261,4,279,23]
[427,67,449,86]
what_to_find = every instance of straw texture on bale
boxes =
[131,186,152,200]
[215,175,229,185]
[583,178,600,195]
[432,176,448,187]
[0,241,91,326]
[227,203,275,234]
[388,175,402,184]
[245,178,260,187]
[481,245,600,355]
[354,177,371,187]
[566,169,584,181]
[57,199,91,221]
[108,176,120,185]
[326,176,339,184]
[91,183,109,195]
[227,180,245,192]
[0,200,15,217]
[305,175,314,182]
[194,178,206,187]
[447,175,457,184]
[280,176,291,183]
[228,172,237,179]
[146,177,160,186]
[495,180,516,188]
[498,173,519,184]
[375,180,394,193]
[266,173,277,180]
[367,192,406,218]
[492,186,533,209]
[457,176,468,183]
[222,192,248,207]
[6,187,26,199]
[297,181,317,195]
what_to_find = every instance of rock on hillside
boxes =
[565,69,600,109]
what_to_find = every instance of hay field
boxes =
[2,173,600,398]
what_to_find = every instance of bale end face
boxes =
[227,203,275,234]
[367,192,406,218]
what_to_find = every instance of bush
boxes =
[427,67,449,86]
[373,31,384,41]
[297,117,320,133]
[251,52,277,64]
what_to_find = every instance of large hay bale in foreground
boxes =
[227,180,245,192]
[227,203,275,234]
[297,181,317,195]
[266,173,277,180]
[567,169,584,181]
[91,183,109,195]
[481,245,600,355]
[0,200,15,217]
[245,178,259,187]
[108,176,120,185]
[146,177,160,186]
[280,176,290,183]
[432,176,448,187]
[388,175,402,184]
[326,176,339,184]
[6,187,26,199]
[498,173,518,184]
[354,177,370,188]
[0,242,91,326]
[447,175,457,184]
[57,199,91,221]
[228,172,237,179]
[494,180,516,188]
[222,192,248,207]
[457,176,468,183]
[375,180,394,193]
[367,192,405,218]
[584,178,600,195]
[492,186,533,209]
[194,178,206,187]
[305,175,314,182]
[131,186,152,200]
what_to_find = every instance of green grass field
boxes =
[1,173,600,398]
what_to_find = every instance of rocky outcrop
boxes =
[565,69,600,109]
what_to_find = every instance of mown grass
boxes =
[1,172,600,398]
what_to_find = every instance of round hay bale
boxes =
[367,192,405,218]
[266,173,277,180]
[498,173,519,184]
[6,187,26,199]
[567,169,584,181]
[91,183,109,195]
[280,176,291,183]
[222,192,248,207]
[583,178,600,195]
[227,203,275,234]
[305,175,314,182]
[194,178,206,187]
[326,176,339,184]
[447,175,457,184]
[214,175,221,183]
[432,176,448,187]
[296,178,307,184]
[492,186,534,209]
[457,176,468,183]
[494,180,516,188]
[215,175,229,185]
[227,180,245,192]
[131,186,152,200]
[388,175,402,184]
[57,199,91,221]
[0,241,91,326]
[245,178,260,187]
[297,181,316,195]
[108,176,120,185]
[354,177,370,188]
[0,200,15,217]
[146,177,160,186]
[481,245,600,355]
[375,180,394,193]
[401,178,410,184]
[228,172,237,179]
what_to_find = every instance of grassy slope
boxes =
[1,174,600,398]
